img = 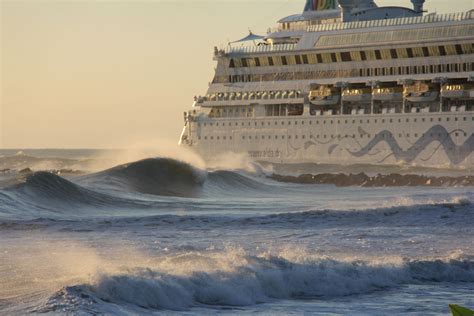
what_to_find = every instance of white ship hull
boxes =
[182,111,473,168]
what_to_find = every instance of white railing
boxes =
[224,43,297,55]
[307,11,474,33]
[268,24,310,34]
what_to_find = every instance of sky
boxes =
[1,0,472,149]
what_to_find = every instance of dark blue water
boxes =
[0,150,473,315]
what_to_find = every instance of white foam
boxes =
[46,248,474,311]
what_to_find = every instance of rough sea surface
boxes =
[0,150,473,315]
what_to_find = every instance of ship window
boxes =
[241,58,248,67]
[316,54,323,63]
[229,59,235,68]
[360,51,367,61]
[268,57,274,66]
[439,46,447,56]
[390,49,398,59]
[331,53,337,62]
[281,56,288,65]
[302,55,309,64]
[374,50,382,60]
[340,52,351,62]
[254,58,260,67]
[406,48,414,58]
[295,55,302,65]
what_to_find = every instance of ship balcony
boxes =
[200,90,303,106]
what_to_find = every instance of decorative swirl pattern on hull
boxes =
[348,125,474,165]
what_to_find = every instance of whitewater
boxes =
[0,150,473,315]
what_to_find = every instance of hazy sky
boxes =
[1,0,472,149]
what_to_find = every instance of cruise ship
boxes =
[180,0,474,168]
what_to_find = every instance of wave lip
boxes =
[82,158,206,198]
[40,253,474,312]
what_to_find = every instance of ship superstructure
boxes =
[180,0,474,167]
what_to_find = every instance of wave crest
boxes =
[41,251,474,312]
[83,158,206,197]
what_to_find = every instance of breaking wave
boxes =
[80,158,206,198]
[39,251,474,312]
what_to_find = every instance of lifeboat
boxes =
[441,83,473,99]
[309,85,340,106]
[372,86,403,101]
[342,88,372,102]
[404,82,439,103]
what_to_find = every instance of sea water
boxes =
[0,150,473,315]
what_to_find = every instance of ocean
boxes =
[0,149,473,315]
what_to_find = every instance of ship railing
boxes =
[223,43,297,55]
[307,11,474,33]
[268,24,310,34]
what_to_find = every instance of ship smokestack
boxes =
[410,0,425,13]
